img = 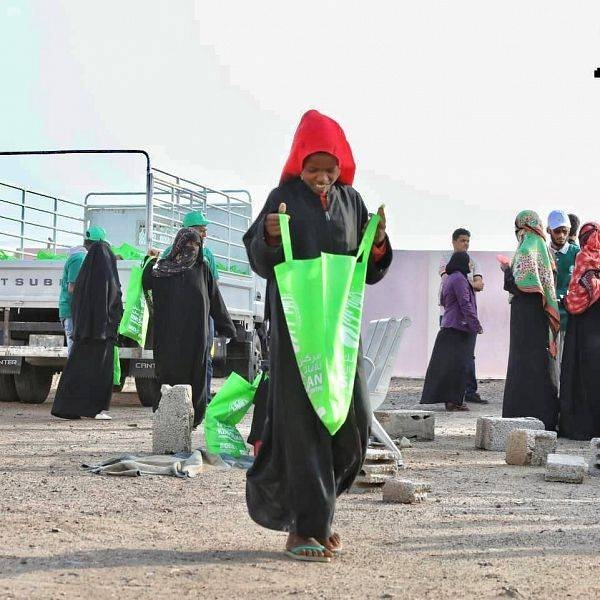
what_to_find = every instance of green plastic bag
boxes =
[111,242,146,261]
[113,346,121,386]
[118,256,152,345]
[274,213,379,436]
[36,250,67,260]
[204,371,263,456]
[0,250,16,261]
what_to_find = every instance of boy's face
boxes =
[452,235,470,252]
[301,152,341,196]
[548,226,569,247]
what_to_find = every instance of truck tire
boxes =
[222,329,263,381]
[0,374,18,402]
[135,376,161,408]
[14,363,54,404]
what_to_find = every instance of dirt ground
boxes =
[1,377,599,600]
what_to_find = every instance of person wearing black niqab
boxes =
[51,241,123,419]
[243,110,392,562]
[143,227,236,427]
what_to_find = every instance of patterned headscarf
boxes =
[512,210,560,350]
[153,228,202,278]
[564,222,600,315]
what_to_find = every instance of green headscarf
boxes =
[511,210,560,350]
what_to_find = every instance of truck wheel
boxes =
[113,360,128,392]
[135,376,161,408]
[14,363,54,404]
[0,374,18,402]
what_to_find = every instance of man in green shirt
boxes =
[58,226,108,354]
[162,211,220,396]
[546,210,579,384]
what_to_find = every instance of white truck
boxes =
[0,150,265,407]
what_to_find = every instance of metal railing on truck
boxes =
[0,150,253,277]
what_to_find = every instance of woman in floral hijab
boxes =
[559,222,600,439]
[501,210,559,430]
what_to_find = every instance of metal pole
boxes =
[20,190,25,258]
[52,197,58,252]
[146,171,154,251]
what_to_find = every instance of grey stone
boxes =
[152,384,194,454]
[382,479,431,504]
[545,453,587,483]
[374,409,435,441]
[475,416,545,451]
[505,429,557,466]
[588,438,600,476]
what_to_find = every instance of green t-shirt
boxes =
[58,250,87,319]
[552,242,580,330]
[160,244,219,280]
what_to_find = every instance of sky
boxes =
[1,0,600,250]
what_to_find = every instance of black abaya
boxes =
[558,302,600,439]
[143,257,235,426]
[243,177,392,539]
[52,242,123,419]
[420,328,470,406]
[502,270,558,430]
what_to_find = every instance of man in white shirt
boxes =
[439,228,487,404]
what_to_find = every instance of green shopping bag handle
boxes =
[279,212,380,263]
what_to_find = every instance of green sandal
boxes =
[285,544,331,563]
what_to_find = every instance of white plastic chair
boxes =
[363,317,412,465]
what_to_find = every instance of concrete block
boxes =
[382,479,430,504]
[545,453,587,483]
[373,409,435,441]
[475,416,545,451]
[505,429,557,466]
[152,384,194,454]
[588,438,600,476]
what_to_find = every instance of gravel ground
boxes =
[1,377,599,600]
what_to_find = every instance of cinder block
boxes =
[505,429,557,466]
[382,479,430,504]
[475,416,545,451]
[373,409,435,441]
[152,384,194,454]
[545,453,587,483]
[588,438,600,476]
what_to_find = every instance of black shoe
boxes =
[465,393,488,404]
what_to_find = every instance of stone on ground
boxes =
[475,416,545,451]
[382,479,430,504]
[374,409,435,441]
[505,429,557,466]
[152,384,194,454]
[354,448,399,487]
[545,453,587,483]
[588,438,600,477]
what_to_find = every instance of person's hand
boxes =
[147,248,161,258]
[375,204,387,245]
[264,203,287,238]
[478,325,484,334]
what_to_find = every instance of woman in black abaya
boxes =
[243,110,392,562]
[559,222,600,439]
[51,241,123,420]
[143,227,235,427]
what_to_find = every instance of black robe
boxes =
[420,327,470,406]
[243,177,392,539]
[558,301,600,439]
[502,269,558,430]
[143,256,235,426]
[52,242,123,419]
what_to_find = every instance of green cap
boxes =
[85,225,108,242]
[183,211,209,228]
